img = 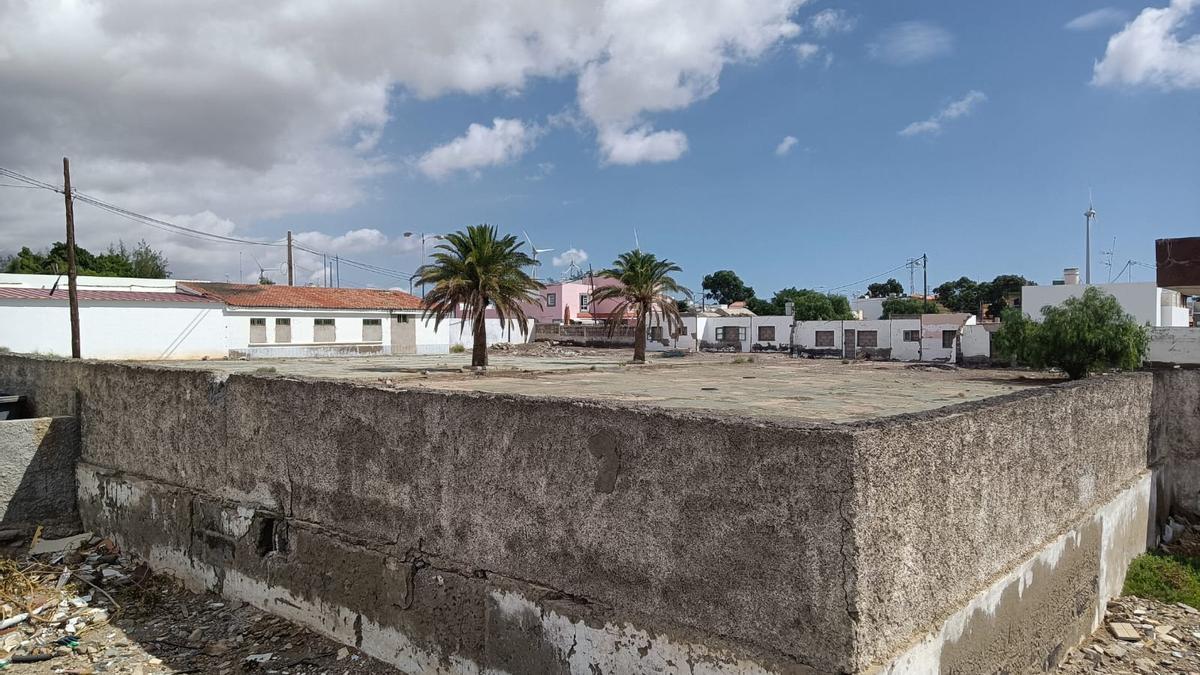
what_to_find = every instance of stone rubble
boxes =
[1,530,401,673]
[1059,596,1200,674]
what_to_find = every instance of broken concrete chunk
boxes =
[1110,622,1142,641]
[29,532,93,556]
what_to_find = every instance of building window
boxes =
[362,318,382,342]
[903,330,920,343]
[394,314,409,323]
[275,318,291,344]
[815,330,835,347]
[758,325,776,342]
[579,294,589,311]
[857,330,878,348]
[649,326,663,340]
[546,292,557,307]
[249,318,267,344]
[717,326,746,342]
[942,330,957,348]
[314,318,336,343]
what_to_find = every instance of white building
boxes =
[644,311,976,362]
[1021,280,1190,327]
[0,274,226,359]
[0,274,532,360]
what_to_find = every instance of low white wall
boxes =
[416,317,534,354]
[0,273,179,293]
[960,325,991,361]
[0,300,226,360]
[225,308,398,350]
[1149,327,1200,365]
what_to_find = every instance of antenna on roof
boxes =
[1102,236,1116,283]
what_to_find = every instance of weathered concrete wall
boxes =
[1153,368,1200,517]
[0,354,852,673]
[1149,327,1200,366]
[0,354,1166,674]
[0,416,80,525]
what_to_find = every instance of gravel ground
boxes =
[1058,595,1200,674]
[0,529,400,674]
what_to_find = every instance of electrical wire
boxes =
[825,259,921,294]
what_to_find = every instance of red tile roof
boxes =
[180,282,423,310]
[0,287,217,303]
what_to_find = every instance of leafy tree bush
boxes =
[991,287,1147,379]
[701,270,754,305]
[745,297,779,316]
[881,297,938,318]
[4,240,169,278]
[770,287,855,320]
[867,278,904,298]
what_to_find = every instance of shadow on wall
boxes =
[0,416,81,528]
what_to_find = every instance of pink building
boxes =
[522,278,632,325]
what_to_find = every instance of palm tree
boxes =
[591,250,688,363]
[414,224,542,368]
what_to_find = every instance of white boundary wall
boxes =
[1149,327,1200,365]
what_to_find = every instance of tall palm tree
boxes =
[414,224,542,368]
[591,250,688,363]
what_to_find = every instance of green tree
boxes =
[3,240,169,278]
[675,297,691,313]
[771,288,855,320]
[701,270,754,305]
[934,277,983,314]
[415,224,543,368]
[867,278,904,298]
[592,250,689,363]
[992,288,1148,380]
[746,297,780,316]
[258,275,276,285]
[882,297,940,318]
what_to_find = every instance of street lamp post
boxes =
[404,232,444,297]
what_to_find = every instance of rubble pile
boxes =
[1059,596,1200,674]
[0,530,400,673]
[489,341,585,357]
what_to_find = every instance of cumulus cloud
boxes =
[775,135,800,155]
[899,90,987,136]
[1065,7,1130,31]
[868,21,954,65]
[416,118,538,179]
[795,42,823,63]
[552,248,588,267]
[598,127,689,165]
[0,0,810,278]
[1092,0,1200,90]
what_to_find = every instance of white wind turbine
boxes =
[523,230,554,279]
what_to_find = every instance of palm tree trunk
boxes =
[633,309,647,363]
[472,309,488,368]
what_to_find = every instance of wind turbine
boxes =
[523,230,554,278]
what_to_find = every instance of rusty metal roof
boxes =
[180,282,423,310]
[0,287,218,303]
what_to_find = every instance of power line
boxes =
[825,259,919,294]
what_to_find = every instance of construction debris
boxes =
[1059,596,1200,673]
[0,531,401,673]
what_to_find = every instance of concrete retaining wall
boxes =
[0,415,80,525]
[0,354,1163,673]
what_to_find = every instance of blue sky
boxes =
[3,1,1198,297]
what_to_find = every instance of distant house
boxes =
[523,277,634,325]
[181,282,425,357]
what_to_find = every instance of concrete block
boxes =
[0,416,79,525]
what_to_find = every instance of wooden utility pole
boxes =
[62,157,81,359]
[286,230,294,285]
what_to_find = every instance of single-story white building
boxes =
[0,274,532,359]
[1022,281,1189,327]
[0,274,225,359]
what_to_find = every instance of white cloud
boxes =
[598,126,689,165]
[795,42,822,62]
[416,118,538,179]
[899,90,987,136]
[1065,7,1130,31]
[1092,0,1200,90]
[807,9,856,36]
[868,21,954,65]
[552,248,588,267]
[775,135,800,155]
[0,0,811,279]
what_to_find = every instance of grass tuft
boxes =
[449,344,466,354]
[1123,551,1200,607]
